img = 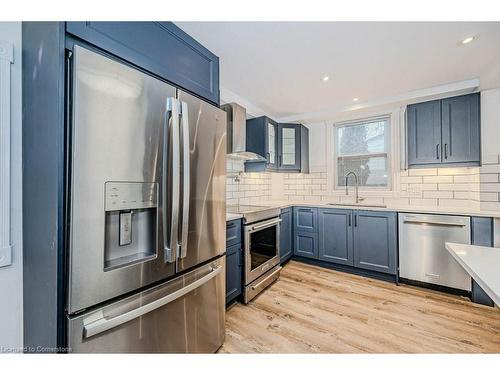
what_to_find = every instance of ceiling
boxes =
[176,22,500,123]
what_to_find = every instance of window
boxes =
[334,117,390,189]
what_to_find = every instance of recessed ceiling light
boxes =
[353,97,359,102]
[460,36,477,45]
[322,75,330,82]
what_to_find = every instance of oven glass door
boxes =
[249,225,277,270]
[245,218,280,283]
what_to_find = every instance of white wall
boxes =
[0,22,23,350]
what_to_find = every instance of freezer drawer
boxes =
[67,258,225,353]
[398,213,471,291]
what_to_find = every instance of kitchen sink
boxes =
[327,203,387,208]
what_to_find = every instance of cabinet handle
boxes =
[354,213,357,227]
[436,144,440,160]
[348,214,351,227]
[444,143,448,159]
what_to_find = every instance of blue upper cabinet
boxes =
[441,94,480,165]
[245,117,309,173]
[407,99,442,166]
[66,22,220,104]
[407,93,480,168]
[245,116,279,171]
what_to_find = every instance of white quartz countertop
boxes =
[446,242,500,307]
[226,200,500,223]
[226,213,243,222]
[256,200,500,218]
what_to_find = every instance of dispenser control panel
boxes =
[105,182,158,211]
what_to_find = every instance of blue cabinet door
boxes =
[353,211,397,275]
[407,100,442,166]
[226,219,242,247]
[66,22,220,104]
[225,243,242,304]
[280,208,293,264]
[293,207,318,233]
[245,116,278,171]
[441,93,480,165]
[318,208,354,265]
[278,124,301,171]
[294,231,318,259]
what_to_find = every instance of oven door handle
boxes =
[251,218,281,231]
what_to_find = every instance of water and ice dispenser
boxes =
[104,182,159,271]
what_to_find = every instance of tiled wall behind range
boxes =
[226,159,272,206]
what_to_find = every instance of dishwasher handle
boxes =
[403,216,468,227]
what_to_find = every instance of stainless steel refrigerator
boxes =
[65,45,226,353]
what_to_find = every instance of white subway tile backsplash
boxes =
[423,191,454,199]
[227,155,500,210]
[409,198,438,206]
[422,175,453,184]
[480,174,499,183]
[480,164,500,174]
[400,176,423,184]
[408,168,437,176]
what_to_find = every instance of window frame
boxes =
[333,115,392,191]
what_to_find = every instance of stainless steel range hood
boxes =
[221,102,266,161]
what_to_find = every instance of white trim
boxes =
[326,108,404,198]
[332,115,392,191]
[0,40,13,267]
[276,78,479,123]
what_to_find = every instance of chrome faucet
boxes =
[345,171,363,204]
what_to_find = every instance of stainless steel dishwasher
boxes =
[398,213,471,291]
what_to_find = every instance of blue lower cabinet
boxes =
[318,208,354,265]
[294,231,318,259]
[226,219,242,247]
[353,211,397,275]
[225,243,242,304]
[280,208,293,264]
[293,207,318,232]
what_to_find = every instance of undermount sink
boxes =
[327,203,387,208]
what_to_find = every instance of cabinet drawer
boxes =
[66,22,220,104]
[226,219,242,247]
[293,207,318,233]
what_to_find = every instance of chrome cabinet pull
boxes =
[444,143,448,159]
[164,97,181,263]
[83,265,223,338]
[179,101,190,259]
[436,144,440,159]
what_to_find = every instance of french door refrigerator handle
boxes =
[179,101,190,259]
[164,97,181,263]
[83,265,223,339]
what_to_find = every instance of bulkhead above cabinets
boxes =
[406,93,480,168]
[244,116,309,173]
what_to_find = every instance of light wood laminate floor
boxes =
[219,260,500,353]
